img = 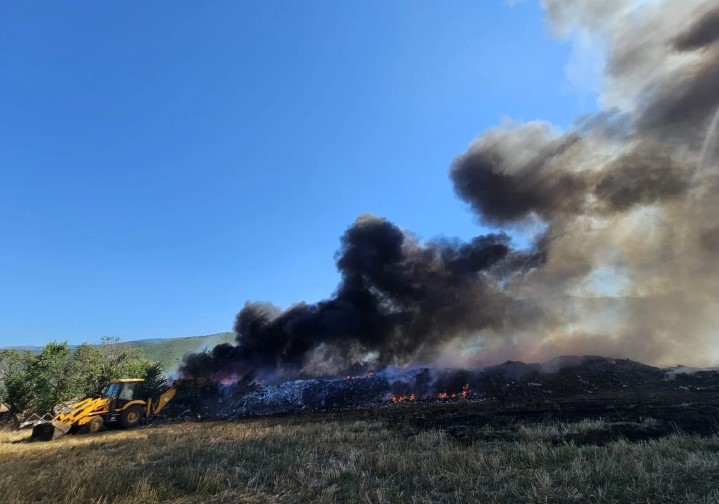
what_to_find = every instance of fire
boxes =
[390,393,417,403]
[389,384,473,403]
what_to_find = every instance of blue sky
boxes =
[0,1,596,346]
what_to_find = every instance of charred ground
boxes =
[168,355,719,448]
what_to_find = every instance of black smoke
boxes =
[181,215,533,379]
[449,127,585,225]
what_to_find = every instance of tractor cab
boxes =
[103,379,145,409]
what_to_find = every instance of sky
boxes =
[0,1,597,347]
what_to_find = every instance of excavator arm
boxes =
[151,385,177,415]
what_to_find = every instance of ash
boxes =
[224,376,391,417]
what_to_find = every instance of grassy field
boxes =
[1,411,718,504]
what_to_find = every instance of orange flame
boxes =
[390,393,417,403]
[389,385,473,403]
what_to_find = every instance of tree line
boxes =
[0,337,165,415]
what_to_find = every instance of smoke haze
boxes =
[182,0,719,380]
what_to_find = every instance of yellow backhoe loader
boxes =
[30,378,177,441]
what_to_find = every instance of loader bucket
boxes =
[30,420,72,441]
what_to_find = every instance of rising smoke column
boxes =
[183,0,719,379]
[447,0,719,366]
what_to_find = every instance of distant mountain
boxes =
[1,345,46,352]
[0,332,236,375]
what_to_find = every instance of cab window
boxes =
[104,383,121,398]
[118,383,136,401]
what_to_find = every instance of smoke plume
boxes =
[182,0,719,379]
[182,216,543,379]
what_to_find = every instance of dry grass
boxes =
[1,416,718,504]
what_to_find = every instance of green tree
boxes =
[137,361,166,399]
[5,342,81,412]
[72,343,105,396]
[0,349,25,395]
[1,338,166,415]
[95,336,146,383]
[72,337,165,396]
[0,349,32,413]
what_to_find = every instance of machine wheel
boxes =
[88,416,104,434]
[120,405,144,429]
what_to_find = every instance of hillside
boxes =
[0,332,236,375]
[126,332,236,374]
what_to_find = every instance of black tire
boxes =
[120,405,144,429]
[88,416,104,434]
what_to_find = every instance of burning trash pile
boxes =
[179,355,719,419]
[215,369,481,417]
[222,375,391,417]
